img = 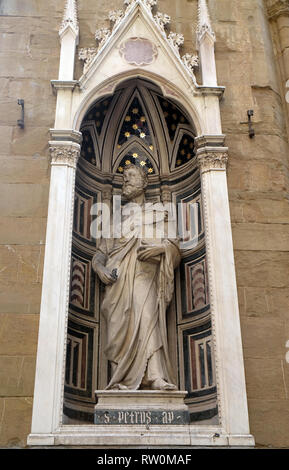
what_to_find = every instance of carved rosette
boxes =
[50,144,80,169]
[197,152,229,173]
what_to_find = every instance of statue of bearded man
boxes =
[92,164,181,391]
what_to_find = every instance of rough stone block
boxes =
[0,245,44,284]
[0,155,49,184]
[0,397,33,448]
[0,217,47,245]
[244,357,287,400]
[11,127,50,157]
[248,399,289,448]
[0,356,36,396]
[235,251,289,288]
[243,287,271,318]
[0,314,39,355]
[0,282,42,314]
[0,183,49,217]
[232,223,289,251]
[241,316,284,357]
[0,126,13,155]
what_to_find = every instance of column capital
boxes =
[197,149,229,173]
[49,141,80,169]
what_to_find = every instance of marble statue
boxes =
[92,164,181,390]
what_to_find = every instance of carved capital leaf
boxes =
[50,144,80,168]
[197,152,228,172]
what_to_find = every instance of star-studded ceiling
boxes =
[175,134,196,167]
[117,96,153,150]
[117,148,155,175]
[85,96,113,135]
[80,128,96,165]
[158,96,190,142]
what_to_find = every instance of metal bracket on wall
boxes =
[17,99,24,129]
[240,110,255,138]
[247,110,255,138]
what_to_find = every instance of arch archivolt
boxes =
[72,71,204,137]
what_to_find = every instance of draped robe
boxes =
[93,203,181,390]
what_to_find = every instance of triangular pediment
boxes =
[78,0,199,91]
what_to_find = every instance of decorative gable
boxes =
[78,0,199,87]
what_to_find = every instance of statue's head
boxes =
[122,164,148,200]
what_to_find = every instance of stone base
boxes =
[94,390,190,426]
[27,391,255,447]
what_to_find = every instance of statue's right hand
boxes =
[96,265,118,285]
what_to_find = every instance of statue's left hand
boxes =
[137,241,165,262]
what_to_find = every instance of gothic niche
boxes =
[63,78,218,425]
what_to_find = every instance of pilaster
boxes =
[195,137,253,440]
[28,137,80,438]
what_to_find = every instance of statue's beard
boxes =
[122,184,144,201]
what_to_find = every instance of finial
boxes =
[196,0,215,44]
[59,0,79,37]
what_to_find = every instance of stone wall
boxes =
[0,0,289,448]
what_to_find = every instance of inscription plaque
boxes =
[94,409,190,425]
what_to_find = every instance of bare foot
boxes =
[151,378,177,391]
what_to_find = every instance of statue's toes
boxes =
[151,378,177,391]
[163,383,177,391]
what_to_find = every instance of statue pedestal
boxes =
[94,390,190,426]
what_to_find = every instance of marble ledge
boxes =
[51,80,80,94]
[27,427,255,448]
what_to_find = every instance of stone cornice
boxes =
[266,0,289,19]
[50,129,83,144]
[49,141,80,169]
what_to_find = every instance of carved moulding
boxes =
[49,142,81,169]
